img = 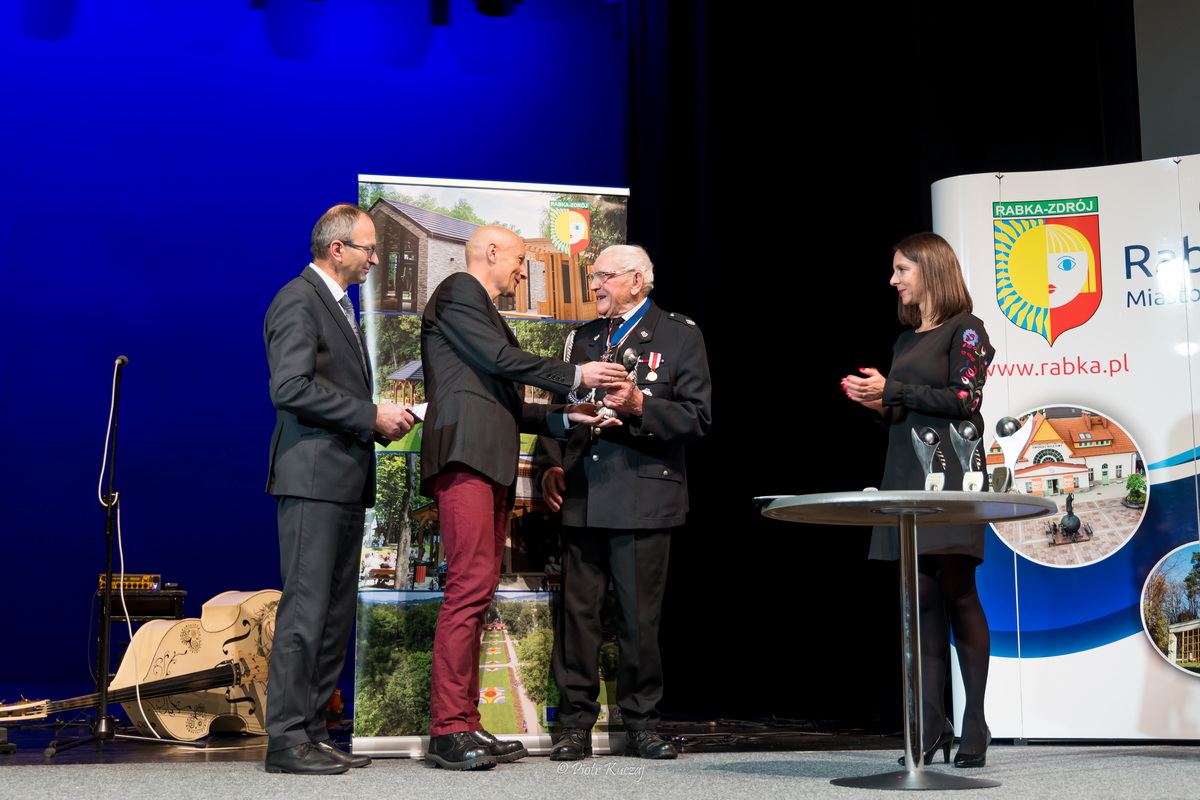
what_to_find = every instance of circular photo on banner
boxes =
[987,404,1147,567]
[1142,543,1200,677]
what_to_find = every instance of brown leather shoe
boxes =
[469,729,527,763]
[425,731,497,771]
[624,729,678,759]
[314,739,371,768]
[264,742,349,775]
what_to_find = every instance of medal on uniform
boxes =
[645,352,663,382]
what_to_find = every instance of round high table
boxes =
[760,491,1056,791]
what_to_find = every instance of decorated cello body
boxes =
[112,589,279,739]
[0,590,279,742]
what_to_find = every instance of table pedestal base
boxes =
[832,770,1001,790]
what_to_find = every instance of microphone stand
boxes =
[47,357,126,756]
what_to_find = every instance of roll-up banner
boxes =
[351,176,629,756]
[933,156,1200,739]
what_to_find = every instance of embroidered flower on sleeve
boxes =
[956,330,989,414]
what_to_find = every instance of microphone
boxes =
[115,355,129,367]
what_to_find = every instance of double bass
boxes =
[0,590,279,741]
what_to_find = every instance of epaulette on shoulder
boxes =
[665,311,698,328]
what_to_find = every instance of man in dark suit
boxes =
[420,225,627,770]
[263,204,414,775]
[538,244,712,761]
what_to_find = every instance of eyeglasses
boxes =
[340,242,377,258]
[586,268,635,285]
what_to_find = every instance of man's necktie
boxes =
[338,295,369,374]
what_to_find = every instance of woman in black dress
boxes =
[841,233,993,768]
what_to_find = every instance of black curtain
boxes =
[619,0,1140,724]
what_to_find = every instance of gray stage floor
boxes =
[2,735,1196,800]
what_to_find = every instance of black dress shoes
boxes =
[264,742,349,775]
[954,728,991,768]
[550,728,592,761]
[469,729,527,763]
[624,729,678,759]
[425,731,498,771]
[314,739,371,768]
[898,719,955,767]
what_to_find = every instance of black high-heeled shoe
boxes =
[897,719,954,766]
[953,727,991,768]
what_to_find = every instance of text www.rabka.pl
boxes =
[986,353,1131,378]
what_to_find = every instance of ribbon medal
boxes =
[645,352,663,382]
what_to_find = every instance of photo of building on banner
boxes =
[987,404,1146,568]
[1142,543,1200,678]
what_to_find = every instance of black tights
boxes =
[917,554,989,753]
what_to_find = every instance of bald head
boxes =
[466,225,527,301]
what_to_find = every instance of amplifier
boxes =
[98,573,161,591]
[97,589,187,623]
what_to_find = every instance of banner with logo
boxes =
[933,156,1200,739]
[351,175,630,756]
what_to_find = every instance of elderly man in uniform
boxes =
[420,225,628,770]
[538,244,712,760]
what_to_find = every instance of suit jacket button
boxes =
[662,469,669,476]
[592,454,600,461]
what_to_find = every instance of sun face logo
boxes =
[549,202,590,255]
[994,198,1102,345]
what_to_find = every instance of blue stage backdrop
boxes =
[0,0,626,703]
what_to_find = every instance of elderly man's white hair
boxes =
[597,244,655,292]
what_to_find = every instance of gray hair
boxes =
[311,203,367,261]
[597,244,655,292]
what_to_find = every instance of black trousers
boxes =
[265,496,363,751]
[553,526,672,730]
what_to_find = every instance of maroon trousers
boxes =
[428,467,510,736]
